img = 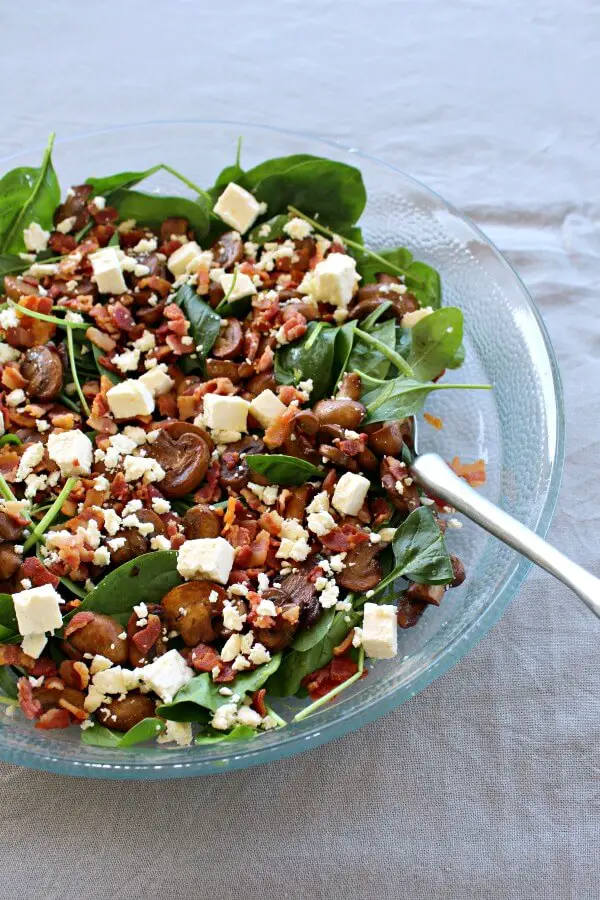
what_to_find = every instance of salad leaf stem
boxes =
[22,477,78,552]
[159,164,213,205]
[66,327,91,416]
[0,435,21,448]
[6,300,89,330]
[353,327,415,378]
[57,391,81,413]
[293,646,365,721]
[0,474,16,503]
[215,265,239,313]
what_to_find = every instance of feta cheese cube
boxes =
[248,389,287,429]
[213,182,263,234]
[203,394,249,434]
[177,537,235,584]
[47,429,93,476]
[219,271,257,302]
[106,379,155,419]
[307,510,336,537]
[332,471,371,517]
[92,666,135,696]
[167,241,203,277]
[0,342,20,363]
[139,364,175,397]
[361,603,398,659]
[13,584,63,637]
[401,307,434,329]
[303,253,359,310]
[89,247,127,295]
[23,222,50,253]
[20,633,47,659]
[136,649,194,703]
[157,720,193,747]
[236,706,262,728]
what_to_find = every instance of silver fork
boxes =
[410,452,600,619]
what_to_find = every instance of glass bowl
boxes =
[0,121,564,778]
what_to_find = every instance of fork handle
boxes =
[410,453,600,619]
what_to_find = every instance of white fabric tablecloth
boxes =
[0,1,598,897]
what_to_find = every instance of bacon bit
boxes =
[212,662,236,683]
[89,224,116,247]
[255,344,274,373]
[252,688,268,718]
[137,275,172,298]
[321,524,369,553]
[163,303,189,335]
[264,405,297,449]
[197,377,237,398]
[371,497,392,528]
[50,412,77,430]
[109,301,134,332]
[233,545,252,568]
[64,611,95,639]
[423,413,443,430]
[29,657,57,678]
[17,678,43,720]
[0,449,18,478]
[338,438,365,457]
[333,630,355,657]
[449,456,487,487]
[59,660,89,690]
[257,510,283,536]
[58,697,88,720]
[190,643,221,673]
[244,330,261,362]
[277,385,307,406]
[35,708,71,729]
[195,262,210,295]
[157,392,178,418]
[0,644,35,669]
[6,294,56,347]
[279,313,307,344]
[20,556,60,588]
[194,460,221,503]
[110,471,130,501]
[132,614,162,654]
[222,497,239,533]
[248,529,271,567]
[1,365,26,390]
[49,232,77,255]
[302,655,359,700]
[166,334,194,356]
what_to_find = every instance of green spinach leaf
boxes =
[332,320,356,388]
[290,606,336,651]
[172,283,221,367]
[108,190,210,241]
[0,134,60,255]
[346,318,395,381]
[253,159,366,230]
[407,307,464,382]
[243,155,319,191]
[0,665,18,700]
[195,724,257,745]
[246,454,323,486]
[207,163,247,203]
[392,507,453,584]
[0,254,28,289]
[361,377,489,424]
[247,214,290,245]
[0,593,17,635]
[85,166,161,199]
[275,322,339,401]
[405,260,442,309]
[357,246,414,283]
[81,718,166,748]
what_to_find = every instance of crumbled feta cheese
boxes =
[283,217,313,241]
[317,579,339,609]
[177,537,235,584]
[203,394,249,434]
[132,330,156,352]
[23,222,50,253]
[232,654,251,672]
[332,472,371,517]
[302,253,359,310]
[13,584,63,637]
[6,388,26,407]
[112,348,140,374]
[307,510,336,537]
[90,654,113,675]
[276,518,311,562]
[93,196,106,210]
[211,702,238,731]
[47,429,93,476]
[329,553,347,573]
[401,307,433,328]
[20,633,47,659]
[352,627,363,648]
[106,379,155,419]
[256,597,277,617]
[56,215,77,235]
[248,389,287,429]
[89,247,127,294]
[135,649,194,703]
[151,496,171,514]
[93,546,111,567]
[236,706,262,728]
[15,441,44,481]
[139,363,174,398]
[167,241,203,277]
[362,603,398,659]
[222,602,246,632]
[0,342,19,364]
[247,643,272,666]
[220,633,242,662]
[123,455,165,484]
[150,535,171,551]
[213,182,264,234]
[157,719,193,747]
[133,237,157,254]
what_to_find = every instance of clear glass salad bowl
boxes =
[0,121,564,778]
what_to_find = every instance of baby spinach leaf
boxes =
[346,318,395,381]
[246,454,323,486]
[332,320,356,388]
[361,377,489,424]
[0,254,28,289]
[290,606,336,651]
[195,724,257,745]
[248,214,290,245]
[407,307,464,382]
[0,593,17,635]
[267,611,359,697]
[85,166,161,199]
[173,283,221,367]
[81,718,166,749]
[69,551,181,623]
[0,134,60,255]
[405,260,442,309]
[392,506,453,584]
[157,654,282,720]
[243,154,319,191]
[91,344,121,385]
[207,163,247,203]
[0,666,18,700]
[253,159,366,230]
[275,322,339,401]
[108,190,210,241]
[357,246,414,284]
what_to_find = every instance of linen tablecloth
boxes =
[0,1,598,897]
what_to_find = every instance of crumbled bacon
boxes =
[17,678,43,720]
[64,611,95,639]
[264,405,297,449]
[20,556,60,588]
[35,708,71,730]
[190,643,220,673]
[450,456,486,487]
[131,614,162,654]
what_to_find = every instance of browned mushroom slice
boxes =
[54,184,93,230]
[380,455,421,514]
[97,692,157,732]
[205,359,241,383]
[159,217,189,242]
[146,429,210,498]
[163,419,214,451]
[0,543,22,581]
[63,612,128,664]
[336,372,362,401]
[218,435,265,492]
[212,319,244,359]
[313,398,366,430]
[0,511,25,542]
[397,582,447,628]
[364,421,405,457]
[280,571,321,629]
[336,542,383,592]
[161,581,226,646]
[449,555,466,587]
[183,505,222,540]
[21,346,64,400]
[109,510,167,568]
[252,587,301,651]
[212,231,244,270]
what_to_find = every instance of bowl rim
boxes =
[0,119,565,778]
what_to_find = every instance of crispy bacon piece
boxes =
[20,556,60,588]
[17,678,43,720]
[131,614,162,654]
[190,643,220,673]
[252,688,268,718]
[0,644,35,669]
[321,524,369,553]
[86,326,117,353]
[248,529,271,567]
[64,611,95,639]
[29,657,58,678]
[263,405,297,449]
[449,456,487,487]
[302,655,359,700]
[35,708,71,729]
[59,660,89,690]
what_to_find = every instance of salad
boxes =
[0,135,488,748]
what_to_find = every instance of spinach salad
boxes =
[0,134,489,747]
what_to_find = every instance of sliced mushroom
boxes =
[252,587,301,651]
[336,542,382,592]
[245,372,277,398]
[159,217,189,242]
[0,543,22,581]
[280,570,321,630]
[205,359,241,383]
[313,398,366,430]
[161,581,226,646]
[64,612,128,664]
[212,231,244,270]
[218,436,265,492]
[381,456,421,514]
[183,505,222,540]
[0,511,25,542]
[97,691,156,732]
[336,372,362,401]
[110,510,167,568]
[364,421,405,457]
[21,346,64,400]
[32,687,86,712]
[54,184,93,230]
[450,555,466,587]
[147,429,210,498]
[212,319,244,359]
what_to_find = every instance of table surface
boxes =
[0,2,599,897]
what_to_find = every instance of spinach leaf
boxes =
[91,344,121,385]
[405,260,442,310]
[0,666,18,700]
[361,377,488,424]
[207,163,247,203]
[267,611,359,697]
[85,166,161,199]
[0,593,17,635]
[248,214,290,245]
[246,454,323,486]
[392,507,453,584]
[290,606,336,651]
[357,246,414,284]
[81,718,166,748]
[108,190,210,241]
[195,724,257,745]
[0,134,60,255]
[407,307,464,382]
[332,320,356,388]
[157,654,282,720]
[0,254,28,289]
[243,155,319,191]
[275,322,338,401]
[69,551,181,624]
[212,295,252,320]
[253,159,366,230]
[346,318,395,381]
[172,284,221,367]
